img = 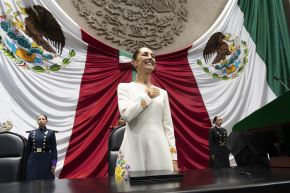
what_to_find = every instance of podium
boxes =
[231,91,290,167]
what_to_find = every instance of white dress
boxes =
[117,82,177,171]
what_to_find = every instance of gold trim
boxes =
[170,147,177,154]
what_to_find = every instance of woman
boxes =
[26,114,57,180]
[117,47,178,172]
[209,116,230,169]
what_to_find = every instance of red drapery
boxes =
[59,31,211,178]
[152,49,211,170]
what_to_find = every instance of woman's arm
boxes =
[162,91,177,161]
[50,131,57,173]
[118,83,152,122]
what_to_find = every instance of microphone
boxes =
[273,76,290,81]
[273,76,290,91]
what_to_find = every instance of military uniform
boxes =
[26,127,57,180]
[209,126,230,169]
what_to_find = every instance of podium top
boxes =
[129,170,183,184]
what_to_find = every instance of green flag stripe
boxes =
[238,0,290,96]
[119,51,133,59]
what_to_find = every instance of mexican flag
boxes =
[0,0,289,178]
[178,0,290,169]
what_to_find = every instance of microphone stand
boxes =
[274,77,290,91]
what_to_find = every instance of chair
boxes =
[0,132,26,182]
[108,125,125,176]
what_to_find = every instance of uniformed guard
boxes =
[26,114,57,180]
[209,116,230,169]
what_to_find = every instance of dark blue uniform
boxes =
[26,127,57,180]
[209,126,230,169]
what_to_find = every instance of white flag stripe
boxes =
[119,55,132,63]
[0,0,88,177]
[188,0,276,133]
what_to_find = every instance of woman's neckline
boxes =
[133,81,152,87]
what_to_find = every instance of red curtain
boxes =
[59,31,131,178]
[152,49,211,170]
[59,31,211,178]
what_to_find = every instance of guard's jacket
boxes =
[209,126,230,169]
[26,127,57,180]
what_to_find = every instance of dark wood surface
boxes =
[270,156,290,168]
[1,167,290,193]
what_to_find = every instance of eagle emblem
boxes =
[0,1,75,73]
[24,5,65,54]
[197,32,249,80]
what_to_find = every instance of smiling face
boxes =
[132,47,156,74]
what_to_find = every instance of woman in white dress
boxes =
[117,47,178,172]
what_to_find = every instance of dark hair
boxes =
[132,65,137,72]
[38,114,48,121]
[212,116,218,124]
[132,48,142,72]
[132,48,142,61]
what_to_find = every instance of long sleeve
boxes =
[50,131,57,167]
[162,91,177,160]
[209,129,215,155]
[25,132,32,158]
[117,83,152,122]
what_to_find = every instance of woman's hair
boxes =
[132,65,137,72]
[212,116,219,124]
[38,114,48,121]
[132,48,142,61]
[131,48,142,72]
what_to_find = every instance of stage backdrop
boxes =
[0,0,289,178]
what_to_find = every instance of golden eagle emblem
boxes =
[0,2,76,73]
[24,5,65,54]
[203,32,231,64]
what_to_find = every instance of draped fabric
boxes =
[59,32,132,178]
[0,0,289,178]
[188,0,281,133]
[59,36,211,177]
[0,0,88,177]
[238,0,290,96]
[152,48,211,169]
